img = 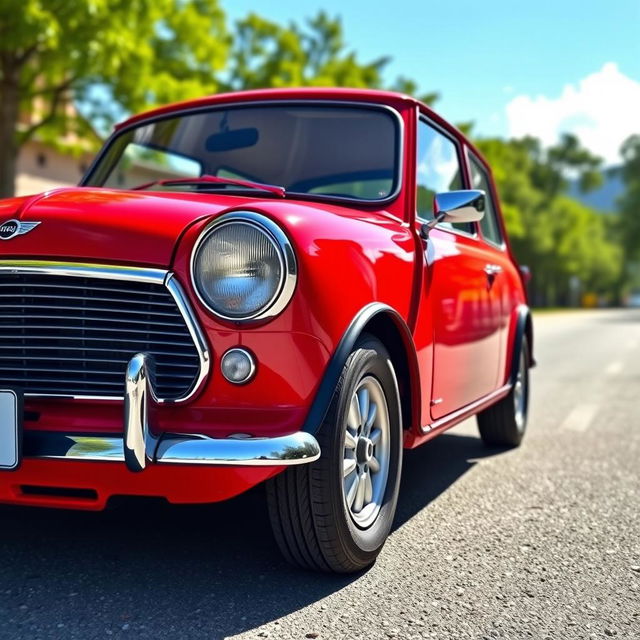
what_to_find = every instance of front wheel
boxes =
[267,335,403,573]
[477,336,530,447]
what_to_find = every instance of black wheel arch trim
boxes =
[302,303,420,435]
[509,304,534,387]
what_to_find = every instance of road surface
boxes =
[0,309,638,639]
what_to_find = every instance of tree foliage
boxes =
[618,135,640,262]
[0,0,629,308]
[0,1,434,197]
[476,136,621,306]
[0,0,229,196]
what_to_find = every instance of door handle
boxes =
[484,264,502,276]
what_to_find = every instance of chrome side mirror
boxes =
[420,189,486,239]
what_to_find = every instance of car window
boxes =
[469,155,503,246]
[416,119,470,233]
[102,143,202,189]
[87,105,400,203]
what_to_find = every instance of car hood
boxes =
[0,187,264,267]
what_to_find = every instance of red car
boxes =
[0,88,532,573]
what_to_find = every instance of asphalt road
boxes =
[0,309,638,640]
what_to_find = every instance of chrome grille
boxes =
[0,272,202,399]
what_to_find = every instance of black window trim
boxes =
[466,148,506,251]
[80,100,405,208]
[416,114,479,240]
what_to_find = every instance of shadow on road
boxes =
[0,432,505,638]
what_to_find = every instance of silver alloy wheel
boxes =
[514,349,527,431]
[342,375,391,529]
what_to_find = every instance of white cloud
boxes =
[505,63,640,165]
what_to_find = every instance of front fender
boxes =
[168,201,418,438]
[302,303,421,436]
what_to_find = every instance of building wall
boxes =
[16,140,93,197]
[15,140,192,197]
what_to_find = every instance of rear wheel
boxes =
[477,336,530,447]
[266,335,403,573]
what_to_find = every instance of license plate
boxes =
[0,390,21,471]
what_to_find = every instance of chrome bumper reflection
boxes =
[25,353,320,470]
[24,430,321,467]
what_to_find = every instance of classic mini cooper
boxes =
[0,88,532,573]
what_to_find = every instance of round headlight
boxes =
[192,212,297,321]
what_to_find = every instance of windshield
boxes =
[83,103,401,203]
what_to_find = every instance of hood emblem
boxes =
[0,219,41,240]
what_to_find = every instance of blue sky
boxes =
[224,0,640,163]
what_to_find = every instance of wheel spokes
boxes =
[345,472,359,507]
[352,471,367,512]
[343,457,357,477]
[347,393,361,431]
[341,375,391,528]
[363,469,373,503]
[364,402,377,436]
[344,429,357,450]
[357,388,369,431]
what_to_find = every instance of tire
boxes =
[477,336,530,447]
[266,335,403,573]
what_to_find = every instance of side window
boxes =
[416,119,470,233]
[469,155,503,246]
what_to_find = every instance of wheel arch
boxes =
[302,303,421,437]
[509,304,534,386]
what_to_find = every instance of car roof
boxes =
[116,87,431,131]
[113,86,489,173]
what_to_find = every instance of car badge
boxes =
[0,219,41,240]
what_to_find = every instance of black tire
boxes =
[477,336,530,447]
[266,335,403,573]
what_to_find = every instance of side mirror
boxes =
[420,189,486,239]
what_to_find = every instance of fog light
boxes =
[220,348,256,384]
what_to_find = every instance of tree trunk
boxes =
[0,60,21,199]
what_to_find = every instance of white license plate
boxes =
[0,390,20,470]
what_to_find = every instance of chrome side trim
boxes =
[190,211,298,323]
[422,384,511,433]
[25,431,321,466]
[0,261,210,404]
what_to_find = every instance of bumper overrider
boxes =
[25,353,321,472]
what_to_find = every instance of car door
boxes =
[468,150,514,387]
[413,118,502,422]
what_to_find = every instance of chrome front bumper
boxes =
[26,354,321,472]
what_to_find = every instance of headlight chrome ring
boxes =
[190,211,297,322]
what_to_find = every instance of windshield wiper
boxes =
[131,174,286,197]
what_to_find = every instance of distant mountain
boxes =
[569,169,623,213]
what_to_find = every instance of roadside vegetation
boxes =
[0,0,638,306]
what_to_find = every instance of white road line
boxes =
[605,361,624,376]
[560,404,600,433]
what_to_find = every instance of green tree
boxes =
[476,136,621,306]
[0,0,229,198]
[224,11,438,104]
[618,135,640,262]
[0,3,435,198]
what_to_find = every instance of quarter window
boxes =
[416,120,469,233]
[469,155,503,246]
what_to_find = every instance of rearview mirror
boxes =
[421,189,486,239]
[205,128,259,152]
